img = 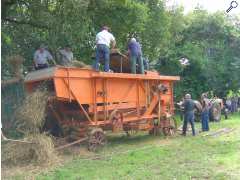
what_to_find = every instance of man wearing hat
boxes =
[182,93,197,136]
[94,26,116,72]
[58,45,74,66]
[33,44,56,70]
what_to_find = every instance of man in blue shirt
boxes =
[128,38,144,74]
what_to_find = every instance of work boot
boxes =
[181,133,186,136]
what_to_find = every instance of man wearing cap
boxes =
[128,38,144,74]
[33,44,56,70]
[59,46,74,66]
[94,26,116,72]
[182,93,197,136]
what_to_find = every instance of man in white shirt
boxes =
[33,44,56,70]
[59,46,74,66]
[94,26,116,72]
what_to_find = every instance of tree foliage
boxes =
[1,0,240,99]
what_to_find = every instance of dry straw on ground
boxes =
[15,88,49,134]
[2,133,57,165]
[2,89,58,166]
[7,55,24,77]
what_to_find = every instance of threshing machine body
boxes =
[25,66,180,136]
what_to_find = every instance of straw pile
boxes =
[2,133,57,165]
[15,89,49,134]
[110,48,120,54]
[2,89,58,166]
[70,60,92,69]
[7,55,24,78]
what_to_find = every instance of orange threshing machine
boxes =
[25,64,180,150]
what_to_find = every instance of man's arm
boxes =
[33,52,38,67]
[110,34,116,49]
[128,42,133,55]
[70,52,74,61]
[1,130,7,140]
[96,33,99,45]
[47,51,57,65]
[111,40,116,49]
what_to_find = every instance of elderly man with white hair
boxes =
[182,93,197,136]
[128,38,144,74]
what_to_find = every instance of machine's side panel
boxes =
[96,78,146,106]
[54,68,93,104]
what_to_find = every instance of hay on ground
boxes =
[15,89,49,134]
[2,133,57,166]
[7,55,24,77]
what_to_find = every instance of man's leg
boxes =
[94,46,101,71]
[130,55,137,74]
[182,115,188,135]
[103,46,110,72]
[201,113,204,131]
[202,112,208,131]
[180,111,184,121]
[206,114,209,131]
[189,114,196,136]
[137,55,144,74]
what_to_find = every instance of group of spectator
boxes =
[223,96,240,119]
[179,93,239,136]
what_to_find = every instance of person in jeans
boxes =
[201,99,210,131]
[182,94,197,136]
[94,26,116,72]
[128,38,144,74]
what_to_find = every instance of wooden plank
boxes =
[143,94,159,116]
[89,102,144,113]
[91,72,180,81]
[24,67,57,82]
[55,137,88,150]
[91,114,157,126]
[1,77,21,86]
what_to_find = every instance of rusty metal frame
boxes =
[92,78,97,123]
[48,104,64,124]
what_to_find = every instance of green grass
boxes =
[6,114,240,180]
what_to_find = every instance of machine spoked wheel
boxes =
[162,117,177,136]
[163,127,171,136]
[88,128,106,152]
[149,126,159,136]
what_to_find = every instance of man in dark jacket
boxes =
[128,38,144,74]
[182,93,197,136]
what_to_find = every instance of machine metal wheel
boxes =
[162,117,177,136]
[88,128,106,152]
[162,127,175,136]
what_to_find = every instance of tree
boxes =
[1,0,240,99]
